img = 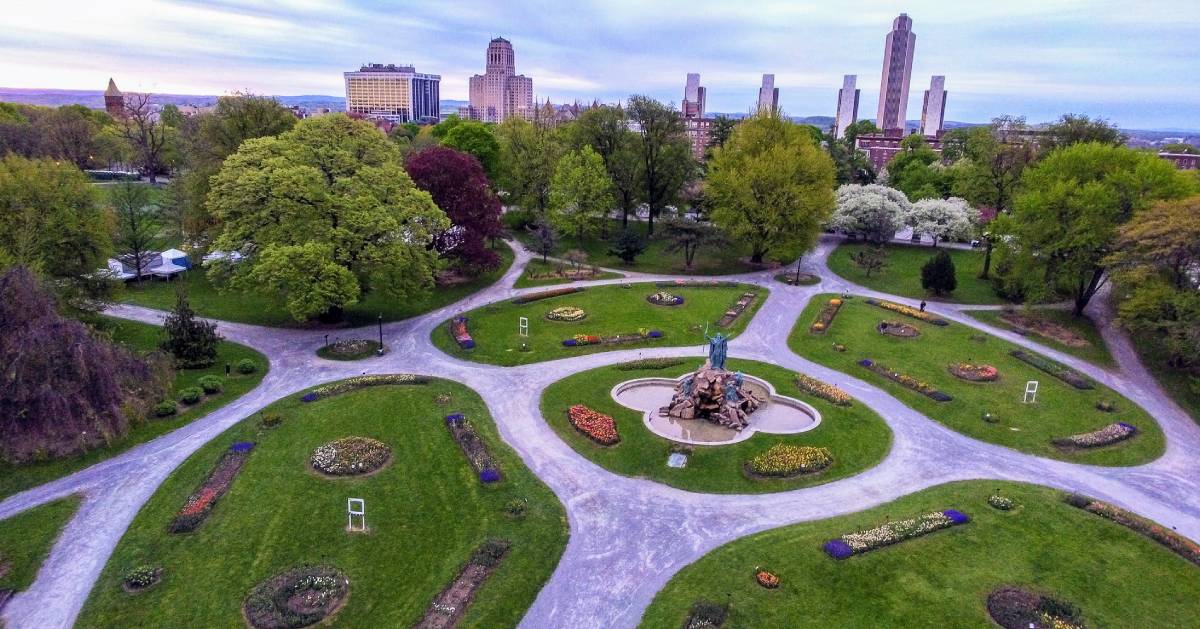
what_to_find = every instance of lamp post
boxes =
[377,315,384,355]
[324,334,329,349]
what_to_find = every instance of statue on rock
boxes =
[658,335,761,431]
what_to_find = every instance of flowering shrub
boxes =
[449,316,475,349]
[948,362,999,382]
[310,437,392,476]
[615,357,688,371]
[865,298,949,326]
[810,298,843,334]
[568,404,620,445]
[795,373,853,406]
[546,306,587,321]
[300,374,429,403]
[170,444,254,533]
[1053,422,1136,449]
[755,570,780,589]
[747,444,832,477]
[823,509,970,559]
[1009,350,1094,390]
[243,565,349,629]
[444,414,501,483]
[511,286,585,304]
[858,359,953,402]
[646,291,684,306]
[988,495,1015,510]
[1065,494,1200,566]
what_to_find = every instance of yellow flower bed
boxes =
[795,373,853,406]
[747,444,832,477]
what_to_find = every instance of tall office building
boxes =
[876,13,916,133]
[464,37,534,123]
[834,75,860,139]
[683,73,706,118]
[757,74,779,112]
[344,63,441,123]
[920,75,947,137]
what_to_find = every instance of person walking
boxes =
[919,300,927,312]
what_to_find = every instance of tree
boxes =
[829,184,911,244]
[549,146,614,241]
[921,250,958,295]
[887,134,950,201]
[1043,113,1126,150]
[608,227,647,264]
[627,95,694,235]
[826,128,876,185]
[206,114,450,321]
[706,111,836,264]
[663,218,724,271]
[442,120,501,179]
[431,114,462,139]
[109,182,160,283]
[842,120,879,146]
[706,115,737,153]
[906,197,977,247]
[496,117,562,217]
[36,104,113,170]
[1160,142,1198,155]
[563,249,588,270]
[119,92,171,182]
[851,246,888,278]
[160,287,222,368]
[404,145,503,273]
[996,142,1192,316]
[567,105,640,227]
[532,221,557,263]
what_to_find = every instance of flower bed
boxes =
[310,437,392,476]
[755,570,780,589]
[444,414,501,483]
[562,330,663,347]
[1009,350,1093,390]
[170,442,254,533]
[857,359,953,402]
[876,320,920,338]
[746,444,832,478]
[567,404,620,445]
[794,373,853,406]
[717,291,758,327]
[864,298,949,326]
[809,298,843,334]
[546,306,586,321]
[243,565,349,629]
[646,291,684,306]
[684,601,728,629]
[300,374,429,403]
[449,317,474,349]
[823,509,970,559]
[317,338,381,360]
[1053,422,1137,449]
[654,280,738,289]
[948,362,999,382]
[988,495,1016,510]
[416,539,510,629]
[615,357,689,371]
[775,271,820,286]
[122,565,162,593]
[1065,494,1200,566]
[987,587,1085,629]
[511,286,585,305]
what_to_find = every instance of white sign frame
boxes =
[519,316,529,338]
[1022,380,1039,404]
[347,497,366,532]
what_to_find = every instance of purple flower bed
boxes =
[445,413,465,425]
[479,469,501,483]
[943,509,970,524]
[648,330,663,338]
[823,539,854,559]
[230,441,256,454]
[301,392,319,403]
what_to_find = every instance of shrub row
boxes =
[864,298,949,326]
[444,413,501,483]
[568,405,620,445]
[823,509,970,559]
[511,286,585,304]
[1009,349,1094,390]
[746,444,832,477]
[857,359,953,402]
[1053,422,1137,449]
[300,374,428,403]
[794,373,853,406]
[1065,493,1200,566]
[170,442,254,533]
[614,357,689,371]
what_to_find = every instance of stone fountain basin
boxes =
[611,374,822,446]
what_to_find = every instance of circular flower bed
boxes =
[745,444,832,478]
[646,291,684,306]
[244,565,349,629]
[876,320,920,338]
[546,306,587,322]
[986,586,1085,629]
[988,495,1016,510]
[949,362,999,382]
[316,339,382,361]
[122,565,162,593]
[310,437,392,477]
[755,570,780,589]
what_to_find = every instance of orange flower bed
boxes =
[567,404,620,445]
[755,570,780,588]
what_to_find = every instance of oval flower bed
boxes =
[823,509,970,560]
[646,291,684,306]
[1052,422,1137,449]
[948,362,999,382]
[243,565,349,629]
[310,437,392,477]
[794,373,853,406]
[809,298,843,334]
[746,444,832,478]
[986,586,1086,629]
[546,306,586,322]
[567,404,620,445]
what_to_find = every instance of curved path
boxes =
[3,237,1199,628]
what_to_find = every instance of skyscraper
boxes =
[683,73,705,118]
[834,75,860,139]
[104,78,124,118]
[757,74,779,112]
[920,75,947,137]
[344,63,441,123]
[464,37,533,123]
[876,13,916,133]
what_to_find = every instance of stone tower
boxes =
[104,78,125,118]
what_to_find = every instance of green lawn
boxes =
[827,242,1008,305]
[0,317,267,500]
[432,283,768,366]
[787,295,1164,465]
[641,481,1200,628]
[540,359,891,493]
[513,258,624,288]
[0,496,81,592]
[118,243,515,328]
[513,219,754,275]
[966,308,1115,369]
[1131,329,1200,426]
[77,379,568,627]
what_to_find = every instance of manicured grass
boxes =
[827,242,1007,304]
[966,308,1116,369]
[513,219,754,275]
[0,496,81,592]
[641,481,1200,628]
[1131,329,1200,426]
[540,359,891,493]
[432,283,768,366]
[513,258,623,288]
[118,243,515,327]
[77,379,567,627]
[787,295,1164,465]
[0,317,267,500]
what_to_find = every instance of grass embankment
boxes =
[0,496,81,592]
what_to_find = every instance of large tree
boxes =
[119,92,172,182]
[707,111,835,264]
[109,182,160,283]
[905,197,977,247]
[496,117,562,217]
[1042,113,1127,151]
[887,134,950,201]
[206,114,450,321]
[567,105,641,227]
[404,145,503,273]
[828,184,912,244]
[548,145,614,241]
[663,218,725,270]
[441,120,500,179]
[627,95,694,235]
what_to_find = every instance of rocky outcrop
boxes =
[658,364,763,430]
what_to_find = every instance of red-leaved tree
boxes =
[404,146,503,273]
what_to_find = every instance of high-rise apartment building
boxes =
[344,63,441,123]
[683,73,706,119]
[876,13,916,133]
[920,75,947,137]
[834,75,860,138]
[680,73,710,160]
[104,78,124,118]
[757,74,779,112]
[463,37,533,123]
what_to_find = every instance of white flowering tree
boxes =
[828,184,912,244]
[906,197,978,247]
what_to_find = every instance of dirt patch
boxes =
[876,320,920,338]
[416,540,509,629]
[999,312,1090,347]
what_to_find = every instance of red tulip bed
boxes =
[716,291,758,327]
[416,538,510,629]
[449,316,474,349]
[170,442,255,533]
[1065,493,1200,567]
[444,413,501,483]
[567,404,620,445]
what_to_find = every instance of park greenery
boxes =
[0,496,81,592]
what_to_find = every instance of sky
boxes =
[2,0,1197,129]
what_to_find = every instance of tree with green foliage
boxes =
[442,120,500,179]
[826,129,876,185]
[160,287,222,368]
[206,114,449,321]
[532,221,557,263]
[37,104,116,170]
[851,245,888,278]
[548,146,614,241]
[706,111,835,264]
[663,218,724,270]
[430,114,462,139]
[921,250,957,295]
[109,182,159,284]
[496,117,562,217]
[566,105,641,228]
[627,95,694,235]
[1160,142,1198,155]
[1042,113,1127,151]
[706,115,737,154]
[887,134,950,201]
[608,227,647,264]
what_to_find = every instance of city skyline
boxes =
[2,0,1198,128]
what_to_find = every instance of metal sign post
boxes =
[347,498,366,532]
[1022,380,1039,404]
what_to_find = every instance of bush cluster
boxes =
[154,400,178,417]
[179,387,204,405]
[198,375,224,394]
[122,565,160,590]
[236,358,258,374]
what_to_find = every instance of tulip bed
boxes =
[865,298,949,326]
[745,444,832,478]
[858,359,953,402]
[1053,422,1137,449]
[511,286,585,305]
[310,437,392,476]
[445,414,502,484]
[823,509,970,560]
[300,374,429,403]
[567,405,620,445]
[809,298,842,334]
[1065,493,1200,566]
[1009,350,1094,390]
[449,317,474,349]
[794,373,853,406]
[169,442,254,533]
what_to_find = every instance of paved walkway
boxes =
[3,237,1199,628]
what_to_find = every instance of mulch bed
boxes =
[717,292,758,327]
[987,586,1086,629]
[169,443,254,533]
[243,565,350,629]
[999,312,1090,347]
[415,539,509,629]
[876,321,920,337]
[444,414,501,483]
